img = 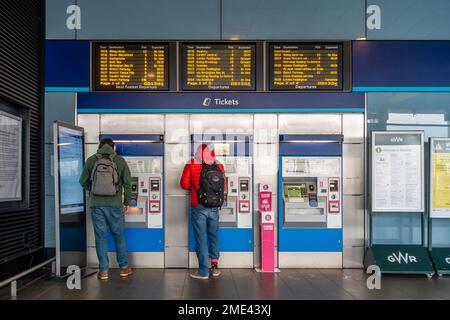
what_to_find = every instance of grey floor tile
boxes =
[5,268,450,300]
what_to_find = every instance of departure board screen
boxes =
[92,42,169,91]
[182,43,256,91]
[269,43,343,91]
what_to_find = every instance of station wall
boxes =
[44,1,450,254]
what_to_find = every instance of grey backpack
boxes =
[90,153,120,196]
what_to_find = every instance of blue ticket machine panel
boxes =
[99,134,164,267]
[278,135,343,268]
[189,134,254,268]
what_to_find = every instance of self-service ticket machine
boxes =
[89,134,164,268]
[189,134,254,268]
[278,134,343,268]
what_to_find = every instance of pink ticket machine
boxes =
[259,183,275,272]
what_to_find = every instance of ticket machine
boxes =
[189,134,254,267]
[91,134,164,267]
[278,134,343,268]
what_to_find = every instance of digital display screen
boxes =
[269,43,343,91]
[182,43,256,91]
[240,181,249,192]
[92,42,169,91]
[57,125,85,216]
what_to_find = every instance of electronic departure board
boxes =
[182,43,256,91]
[269,43,343,91]
[92,42,169,91]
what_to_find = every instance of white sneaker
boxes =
[190,272,209,280]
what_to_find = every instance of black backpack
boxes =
[197,161,225,208]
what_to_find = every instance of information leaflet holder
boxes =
[54,121,95,278]
[428,137,450,275]
[365,131,434,277]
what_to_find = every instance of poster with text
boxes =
[430,138,450,218]
[372,132,424,212]
[0,111,22,202]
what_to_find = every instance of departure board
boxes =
[182,43,256,91]
[269,43,343,91]
[92,42,169,91]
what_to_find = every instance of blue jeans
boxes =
[191,205,220,276]
[91,206,128,272]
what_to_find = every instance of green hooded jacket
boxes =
[79,144,132,208]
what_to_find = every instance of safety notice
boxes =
[430,138,450,218]
[0,111,22,202]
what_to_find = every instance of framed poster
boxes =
[0,111,22,202]
[371,131,424,212]
[430,137,450,218]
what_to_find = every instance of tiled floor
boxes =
[2,269,450,300]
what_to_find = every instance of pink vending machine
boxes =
[259,183,275,272]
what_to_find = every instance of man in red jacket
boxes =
[180,144,225,279]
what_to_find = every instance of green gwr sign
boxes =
[365,245,435,276]
[429,248,450,275]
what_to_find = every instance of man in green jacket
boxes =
[79,138,133,280]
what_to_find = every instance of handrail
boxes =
[0,257,55,297]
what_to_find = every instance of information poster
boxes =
[372,132,424,212]
[0,111,22,202]
[430,138,450,218]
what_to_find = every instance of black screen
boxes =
[182,43,256,91]
[269,43,343,91]
[92,42,169,91]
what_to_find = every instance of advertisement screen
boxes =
[57,124,85,217]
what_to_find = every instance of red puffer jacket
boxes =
[180,144,225,207]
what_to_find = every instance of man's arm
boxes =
[121,159,132,206]
[79,157,93,191]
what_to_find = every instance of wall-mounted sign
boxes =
[430,137,450,218]
[181,43,256,91]
[371,131,424,212]
[268,42,350,91]
[0,111,22,202]
[92,42,169,91]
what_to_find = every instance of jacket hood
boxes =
[97,144,116,155]
[194,144,216,164]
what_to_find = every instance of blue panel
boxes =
[45,40,90,88]
[60,225,86,251]
[107,228,164,252]
[280,134,343,142]
[222,0,365,40]
[278,228,343,252]
[367,0,450,40]
[279,135,343,156]
[280,143,342,157]
[77,92,364,111]
[188,213,253,252]
[353,41,450,88]
[99,134,164,157]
